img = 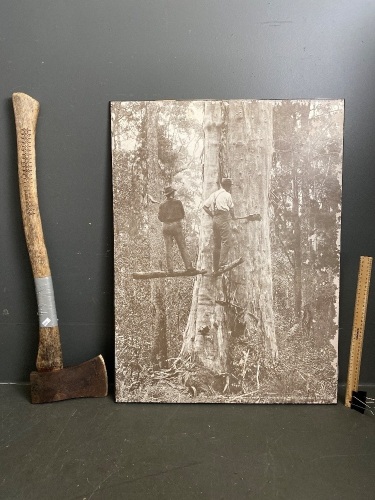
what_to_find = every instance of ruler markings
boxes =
[345,256,372,408]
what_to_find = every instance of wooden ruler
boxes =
[345,256,373,408]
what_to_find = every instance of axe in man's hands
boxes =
[13,92,108,403]
[234,213,262,222]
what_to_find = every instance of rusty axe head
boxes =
[30,355,108,404]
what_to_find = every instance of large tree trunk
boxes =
[181,100,278,385]
[229,101,278,362]
[180,101,227,373]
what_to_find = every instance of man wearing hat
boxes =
[158,185,195,273]
[203,178,235,273]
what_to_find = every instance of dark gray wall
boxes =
[1,1,375,384]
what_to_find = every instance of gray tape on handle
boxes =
[34,276,58,327]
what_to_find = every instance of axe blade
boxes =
[30,355,108,404]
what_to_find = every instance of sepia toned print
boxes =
[112,99,344,403]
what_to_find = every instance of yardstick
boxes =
[345,256,373,408]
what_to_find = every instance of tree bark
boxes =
[229,100,278,362]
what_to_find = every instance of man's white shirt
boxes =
[204,188,234,212]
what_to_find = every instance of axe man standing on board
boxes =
[158,185,196,273]
[203,178,235,273]
[203,177,261,273]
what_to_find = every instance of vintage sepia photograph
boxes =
[112,99,344,403]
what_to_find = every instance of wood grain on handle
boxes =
[13,92,63,371]
[13,93,50,277]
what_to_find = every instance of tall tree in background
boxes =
[272,101,310,320]
[272,101,342,337]
[181,100,278,388]
[144,102,169,368]
[112,101,152,391]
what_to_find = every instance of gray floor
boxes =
[1,384,374,500]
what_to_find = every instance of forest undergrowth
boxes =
[123,321,337,404]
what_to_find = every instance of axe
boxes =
[13,92,108,403]
[234,213,262,222]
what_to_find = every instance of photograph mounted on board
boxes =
[111,99,344,403]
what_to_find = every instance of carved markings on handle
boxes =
[20,128,36,216]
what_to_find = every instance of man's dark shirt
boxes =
[158,198,185,223]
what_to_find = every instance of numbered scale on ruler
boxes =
[345,256,373,410]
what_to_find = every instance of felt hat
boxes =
[163,185,176,196]
[221,177,233,186]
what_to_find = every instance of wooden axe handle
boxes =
[13,92,63,371]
